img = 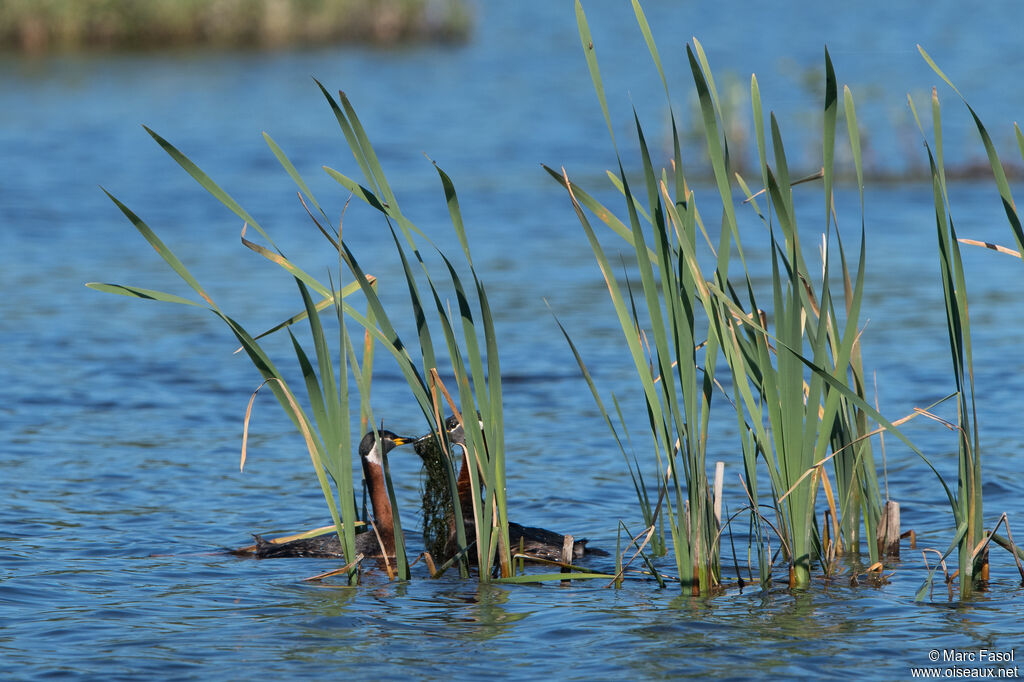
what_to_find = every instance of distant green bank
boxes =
[0,0,471,51]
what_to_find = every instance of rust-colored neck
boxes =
[455,449,475,517]
[362,457,395,555]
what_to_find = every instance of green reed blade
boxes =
[553,309,658,547]
[215,308,350,561]
[387,226,439,378]
[920,47,1024,255]
[142,126,276,249]
[688,43,744,274]
[552,312,629,459]
[542,165,658,260]
[438,253,490,417]
[564,174,668,466]
[1016,124,1024,167]
[769,115,797,248]
[917,83,983,596]
[917,45,962,98]
[263,131,328,223]
[692,38,726,136]
[574,0,616,148]
[322,166,434,250]
[315,79,378,200]
[337,90,401,214]
[432,160,473,268]
[287,317,358,578]
[323,167,390,213]
[823,47,837,230]
[476,278,508,556]
[102,190,219,310]
[606,170,653,223]
[339,247,432,409]
[296,280,343,453]
[631,0,667,96]
[241,229,332,299]
[287,328,330,458]
[366,226,470,574]
[751,75,769,192]
[246,281,364,343]
[85,282,204,307]
[347,341,410,581]
[630,115,683,449]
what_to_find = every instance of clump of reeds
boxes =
[89,79,544,583]
[90,168,382,583]
[0,0,470,52]
[907,47,1024,598]
[557,0,991,595]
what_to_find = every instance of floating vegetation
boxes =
[0,0,471,52]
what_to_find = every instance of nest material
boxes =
[413,433,458,561]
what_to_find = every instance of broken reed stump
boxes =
[561,535,574,584]
[876,500,901,557]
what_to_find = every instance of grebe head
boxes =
[446,412,486,441]
[358,429,412,467]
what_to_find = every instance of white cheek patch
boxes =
[365,442,383,467]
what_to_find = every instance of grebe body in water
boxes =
[248,430,411,559]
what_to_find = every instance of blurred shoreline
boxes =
[0,0,471,52]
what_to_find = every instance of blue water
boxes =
[4,2,1024,678]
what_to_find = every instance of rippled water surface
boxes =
[4,2,1024,679]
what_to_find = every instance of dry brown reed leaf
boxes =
[777,405,922,505]
[303,554,364,582]
[958,238,1021,257]
[922,548,954,599]
[428,368,461,425]
[820,467,842,558]
[999,516,1024,581]
[240,379,274,472]
[605,523,658,589]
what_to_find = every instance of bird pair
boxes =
[249,418,605,562]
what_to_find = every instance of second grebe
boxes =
[249,429,412,559]
[413,415,607,563]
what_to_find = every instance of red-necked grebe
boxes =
[413,415,607,563]
[248,429,412,559]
